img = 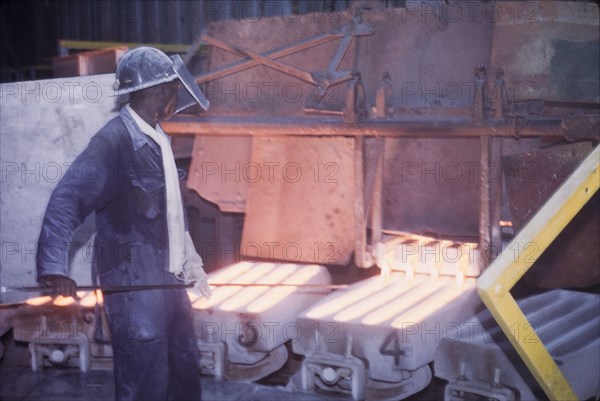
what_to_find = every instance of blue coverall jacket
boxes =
[37,106,201,401]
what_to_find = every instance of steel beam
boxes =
[479,136,492,270]
[162,116,572,138]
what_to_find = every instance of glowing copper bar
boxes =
[53,295,76,307]
[247,265,322,313]
[25,296,52,306]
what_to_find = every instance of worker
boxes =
[36,47,211,401]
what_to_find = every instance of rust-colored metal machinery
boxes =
[160,2,599,399]
[164,1,599,285]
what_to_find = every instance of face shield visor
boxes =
[170,54,210,113]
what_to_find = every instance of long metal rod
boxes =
[1,283,348,294]
[479,135,492,271]
[161,116,572,138]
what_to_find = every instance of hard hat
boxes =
[113,47,209,111]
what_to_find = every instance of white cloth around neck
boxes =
[126,104,185,276]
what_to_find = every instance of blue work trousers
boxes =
[104,288,201,401]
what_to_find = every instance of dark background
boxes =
[0,0,413,82]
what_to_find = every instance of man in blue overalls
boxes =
[36,47,211,401]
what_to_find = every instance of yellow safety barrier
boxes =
[477,145,599,401]
[58,40,196,55]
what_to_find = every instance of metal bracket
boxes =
[197,339,227,381]
[446,378,516,401]
[301,335,367,401]
[194,15,375,100]
[354,136,384,268]
[29,336,90,372]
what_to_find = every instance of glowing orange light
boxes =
[360,277,441,325]
[335,275,425,323]
[208,261,255,284]
[220,263,300,312]
[192,262,280,310]
[78,290,104,307]
[191,285,240,309]
[305,274,401,320]
[53,295,76,306]
[247,265,322,313]
[95,290,104,305]
[391,278,476,328]
[79,292,96,307]
[25,296,53,306]
[190,262,330,313]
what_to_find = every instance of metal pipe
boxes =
[1,283,348,294]
[161,116,569,138]
[479,136,492,271]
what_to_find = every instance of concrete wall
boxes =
[0,74,117,303]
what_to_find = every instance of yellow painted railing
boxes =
[58,40,196,55]
[477,145,599,401]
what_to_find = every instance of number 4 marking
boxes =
[380,331,405,367]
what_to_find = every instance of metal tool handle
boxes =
[1,282,348,294]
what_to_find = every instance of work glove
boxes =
[177,232,212,299]
[39,274,78,298]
